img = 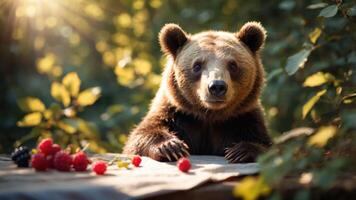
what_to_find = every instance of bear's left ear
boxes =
[237,22,266,53]
[159,23,189,58]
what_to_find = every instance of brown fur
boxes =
[123,22,272,163]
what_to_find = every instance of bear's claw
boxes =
[154,138,189,162]
[224,142,266,163]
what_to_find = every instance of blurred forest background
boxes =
[0,0,355,198]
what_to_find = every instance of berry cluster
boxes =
[11,139,191,175]
[30,138,90,172]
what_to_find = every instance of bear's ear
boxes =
[237,22,266,53]
[159,23,188,58]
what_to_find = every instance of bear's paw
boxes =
[149,137,189,162]
[224,141,266,163]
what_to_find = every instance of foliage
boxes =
[255,1,355,199]
[16,72,105,152]
[0,0,355,198]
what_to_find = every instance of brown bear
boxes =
[123,22,272,163]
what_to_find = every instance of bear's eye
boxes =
[228,60,238,73]
[192,61,203,73]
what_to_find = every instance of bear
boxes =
[123,22,272,163]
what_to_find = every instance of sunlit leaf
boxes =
[44,103,61,120]
[149,0,162,8]
[309,28,322,44]
[17,112,42,127]
[133,0,145,10]
[37,53,55,74]
[43,109,53,120]
[286,49,312,75]
[18,97,46,112]
[95,41,108,53]
[318,5,338,18]
[307,3,328,9]
[51,82,71,107]
[62,72,81,97]
[115,66,135,86]
[113,33,130,46]
[117,160,130,168]
[302,89,327,119]
[51,65,63,77]
[303,72,334,87]
[115,13,132,28]
[84,3,104,20]
[77,87,101,106]
[118,134,127,145]
[103,51,116,67]
[134,58,152,75]
[308,126,337,147]
[233,176,271,200]
[58,121,77,134]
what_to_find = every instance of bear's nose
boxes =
[208,80,227,97]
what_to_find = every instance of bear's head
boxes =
[159,22,266,121]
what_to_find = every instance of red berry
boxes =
[177,157,191,172]
[46,144,61,168]
[92,161,107,175]
[73,151,89,171]
[54,151,72,171]
[132,155,142,167]
[31,153,48,171]
[37,138,53,155]
[46,154,55,168]
[50,144,61,155]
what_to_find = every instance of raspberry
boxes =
[73,151,89,171]
[37,138,53,155]
[132,155,141,167]
[45,144,61,168]
[50,144,61,155]
[11,146,31,168]
[31,153,48,171]
[177,157,191,172]
[92,161,107,175]
[54,151,72,171]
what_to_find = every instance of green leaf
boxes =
[341,112,356,129]
[303,72,335,87]
[302,89,327,119]
[347,6,356,16]
[51,82,71,107]
[77,87,101,106]
[318,5,338,18]
[18,97,46,112]
[347,51,356,64]
[267,68,283,81]
[307,3,328,9]
[62,72,81,97]
[17,112,42,127]
[308,28,322,44]
[286,49,312,75]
